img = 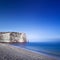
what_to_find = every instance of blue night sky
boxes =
[0,0,60,42]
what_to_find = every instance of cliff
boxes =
[0,32,27,43]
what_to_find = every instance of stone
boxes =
[0,32,27,43]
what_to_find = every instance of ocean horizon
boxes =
[11,40,60,59]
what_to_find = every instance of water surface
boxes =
[11,41,60,58]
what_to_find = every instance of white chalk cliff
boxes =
[0,32,27,43]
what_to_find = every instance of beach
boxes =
[0,43,57,60]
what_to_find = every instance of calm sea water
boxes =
[11,41,60,58]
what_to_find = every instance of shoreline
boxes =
[0,43,59,60]
[11,44,60,60]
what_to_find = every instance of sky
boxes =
[0,0,60,42]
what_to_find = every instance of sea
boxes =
[11,41,60,59]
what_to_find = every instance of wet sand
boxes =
[0,43,57,60]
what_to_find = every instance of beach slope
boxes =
[0,43,57,60]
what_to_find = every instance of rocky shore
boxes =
[0,43,57,60]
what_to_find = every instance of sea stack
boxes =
[0,32,27,43]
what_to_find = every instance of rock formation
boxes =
[0,32,27,43]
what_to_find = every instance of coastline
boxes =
[11,44,60,60]
[0,43,58,60]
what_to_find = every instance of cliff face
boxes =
[0,32,27,43]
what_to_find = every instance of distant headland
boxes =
[0,32,27,43]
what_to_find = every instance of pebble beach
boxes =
[0,43,57,60]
